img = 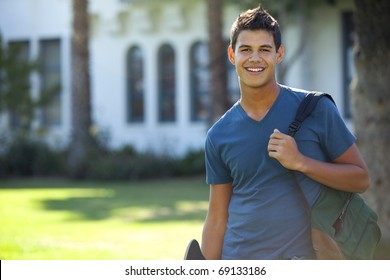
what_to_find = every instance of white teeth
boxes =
[247,68,264,72]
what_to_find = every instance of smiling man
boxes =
[201,6,369,260]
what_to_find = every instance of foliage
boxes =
[173,149,206,177]
[0,33,36,135]
[83,146,205,181]
[1,137,66,177]
[0,138,205,180]
[0,33,60,138]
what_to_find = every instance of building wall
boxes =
[90,1,212,155]
[284,0,355,119]
[0,0,72,148]
[0,0,354,156]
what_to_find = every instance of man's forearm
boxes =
[201,220,226,260]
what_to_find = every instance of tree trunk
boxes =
[207,0,230,126]
[352,0,390,257]
[68,0,94,178]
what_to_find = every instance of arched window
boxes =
[40,39,61,126]
[158,44,176,122]
[126,46,144,122]
[190,42,210,121]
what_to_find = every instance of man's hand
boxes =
[268,129,304,171]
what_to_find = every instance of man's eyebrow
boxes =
[258,44,273,49]
[237,44,273,49]
[237,44,252,49]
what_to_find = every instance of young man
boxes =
[201,6,369,260]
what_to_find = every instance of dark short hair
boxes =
[230,6,282,51]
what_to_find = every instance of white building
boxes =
[0,0,355,156]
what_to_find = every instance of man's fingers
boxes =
[270,128,284,139]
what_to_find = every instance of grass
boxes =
[0,177,209,260]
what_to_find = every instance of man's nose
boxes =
[249,52,263,62]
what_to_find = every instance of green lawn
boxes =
[0,178,209,260]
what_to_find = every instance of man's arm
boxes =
[201,183,232,260]
[268,129,369,193]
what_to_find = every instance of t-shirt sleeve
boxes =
[205,134,232,185]
[315,97,356,160]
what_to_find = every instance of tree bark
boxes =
[207,0,230,126]
[68,0,94,178]
[352,0,390,256]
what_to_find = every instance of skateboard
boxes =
[183,239,206,260]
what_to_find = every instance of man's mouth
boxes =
[246,67,265,73]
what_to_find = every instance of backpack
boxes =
[288,92,381,259]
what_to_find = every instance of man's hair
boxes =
[230,6,282,51]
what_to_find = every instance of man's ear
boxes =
[228,45,235,65]
[276,44,284,64]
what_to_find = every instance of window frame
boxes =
[39,38,62,127]
[126,45,145,123]
[158,43,176,123]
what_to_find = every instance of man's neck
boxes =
[239,83,281,121]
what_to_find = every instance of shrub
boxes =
[3,138,65,177]
[173,149,205,176]
[1,139,205,180]
[84,148,205,181]
[0,155,6,179]
[85,152,177,181]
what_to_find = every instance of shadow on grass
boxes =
[40,178,209,223]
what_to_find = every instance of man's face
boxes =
[228,29,284,91]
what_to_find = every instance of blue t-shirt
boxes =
[205,85,356,260]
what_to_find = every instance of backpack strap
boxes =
[288,92,336,233]
[288,92,335,137]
